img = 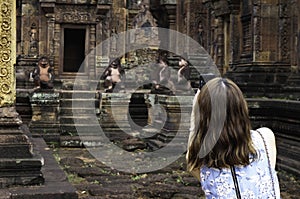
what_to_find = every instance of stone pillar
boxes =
[229,11,241,67]
[53,23,60,76]
[161,0,177,54]
[89,25,96,79]
[95,2,111,78]
[156,94,193,142]
[45,14,55,57]
[0,0,44,188]
[99,93,132,141]
[298,4,300,71]
[286,1,300,89]
[215,17,224,73]
[29,92,60,142]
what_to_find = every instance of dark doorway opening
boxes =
[128,93,149,128]
[63,28,85,73]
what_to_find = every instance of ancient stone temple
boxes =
[12,0,300,178]
[0,0,44,188]
[15,0,300,94]
[0,1,77,197]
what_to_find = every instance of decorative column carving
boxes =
[253,1,282,63]
[0,0,44,188]
[95,2,112,79]
[0,1,16,107]
[46,14,55,57]
[278,1,290,62]
[229,11,241,67]
[252,2,260,62]
[89,24,96,78]
[161,0,177,54]
[215,17,224,73]
[286,1,300,87]
[227,1,241,69]
[53,23,60,76]
[40,1,57,75]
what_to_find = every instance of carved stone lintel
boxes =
[213,0,230,17]
[55,5,97,24]
[40,1,55,14]
[97,4,111,15]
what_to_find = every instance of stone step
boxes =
[59,90,99,99]
[60,107,97,115]
[5,136,78,199]
[60,80,96,90]
[146,138,166,150]
[60,132,134,147]
[60,124,101,135]
[60,135,111,147]
[60,115,99,125]
[60,98,98,107]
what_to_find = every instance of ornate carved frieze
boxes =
[189,1,207,48]
[253,4,261,61]
[0,0,16,107]
[212,0,230,17]
[279,2,290,62]
[55,6,97,24]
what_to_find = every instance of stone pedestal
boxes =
[29,91,60,142]
[0,107,44,188]
[99,93,132,141]
[156,94,193,142]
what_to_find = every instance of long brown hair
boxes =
[187,77,257,171]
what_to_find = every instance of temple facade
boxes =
[0,0,296,180]
[15,0,299,98]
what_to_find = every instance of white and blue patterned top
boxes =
[200,130,281,199]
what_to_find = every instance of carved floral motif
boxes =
[0,0,15,107]
[55,6,97,23]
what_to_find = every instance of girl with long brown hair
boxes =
[187,77,280,198]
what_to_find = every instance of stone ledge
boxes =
[247,98,300,177]
[1,128,78,199]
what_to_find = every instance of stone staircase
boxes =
[59,80,101,147]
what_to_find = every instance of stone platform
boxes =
[0,126,77,199]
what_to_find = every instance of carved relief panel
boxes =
[189,0,207,48]
[20,0,40,57]
[0,0,16,106]
[55,6,97,24]
[279,1,291,62]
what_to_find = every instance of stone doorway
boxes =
[62,27,87,74]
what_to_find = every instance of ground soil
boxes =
[53,147,299,199]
